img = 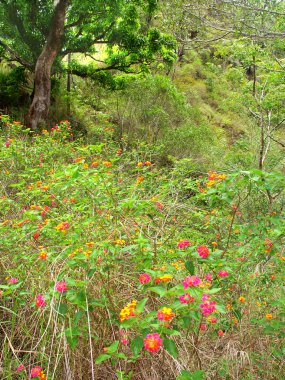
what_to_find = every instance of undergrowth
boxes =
[0,116,284,380]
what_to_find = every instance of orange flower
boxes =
[39,251,47,260]
[136,176,144,185]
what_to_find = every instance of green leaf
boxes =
[136,298,148,313]
[207,288,221,294]
[74,310,84,325]
[149,286,166,297]
[177,369,205,380]
[185,260,194,275]
[216,304,226,313]
[163,338,178,358]
[95,354,111,364]
[67,336,78,349]
[87,268,96,278]
[131,336,144,356]
[106,340,119,354]
[116,352,127,359]
[57,303,67,315]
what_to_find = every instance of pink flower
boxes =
[201,293,210,301]
[55,281,67,293]
[197,245,209,258]
[8,277,18,284]
[205,273,212,281]
[155,201,164,210]
[177,240,191,249]
[139,273,151,284]
[17,364,25,372]
[30,366,42,378]
[200,323,206,331]
[264,238,273,247]
[182,275,201,289]
[218,270,229,277]
[199,300,216,316]
[120,338,129,345]
[144,333,163,353]
[36,294,46,307]
[178,293,195,304]
[217,330,224,337]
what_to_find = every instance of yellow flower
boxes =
[114,239,125,245]
[205,180,216,187]
[159,274,172,282]
[265,313,273,320]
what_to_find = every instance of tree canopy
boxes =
[0,0,176,73]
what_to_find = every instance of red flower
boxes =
[197,245,209,258]
[33,231,40,240]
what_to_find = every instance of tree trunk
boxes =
[28,0,69,130]
[67,53,71,115]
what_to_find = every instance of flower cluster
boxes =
[178,293,195,304]
[177,239,191,249]
[55,221,70,231]
[143,333,163,353]
[17,364,25,372]
[208,171,226,180]
[218,270,229,277]
[114,239,125,245]
[197,245,210,258]
[182,275,201,289]
[39,251,47,260]
[199,296,217,316]
[155,201,164,210]
[55,281,68,293]
[139,273,151,284]
[30,366,46,379]
[8,277,18,284]
[136,176,145,185]
[137,161,152,167]
[154,274,172,283]
[36,294,46,307]
[264,238,273,253]
[157,307,175,322]
[120,300,137,322]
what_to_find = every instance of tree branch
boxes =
[0,40,33,69]
[267,135,285,148]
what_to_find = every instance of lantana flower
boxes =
[144,333,163,353]
[157,307,174,322]
[177,239,191,249]
[36,294,46,307]
[55,281,68,293]
[139,273,151,284]
[182,275,201,289]
[197,245,209,258]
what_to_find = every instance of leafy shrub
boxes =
[0,66,29,107]
[0,115,284,379]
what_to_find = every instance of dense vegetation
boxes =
[0,1,284,379]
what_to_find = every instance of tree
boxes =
[0,0,176,129]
